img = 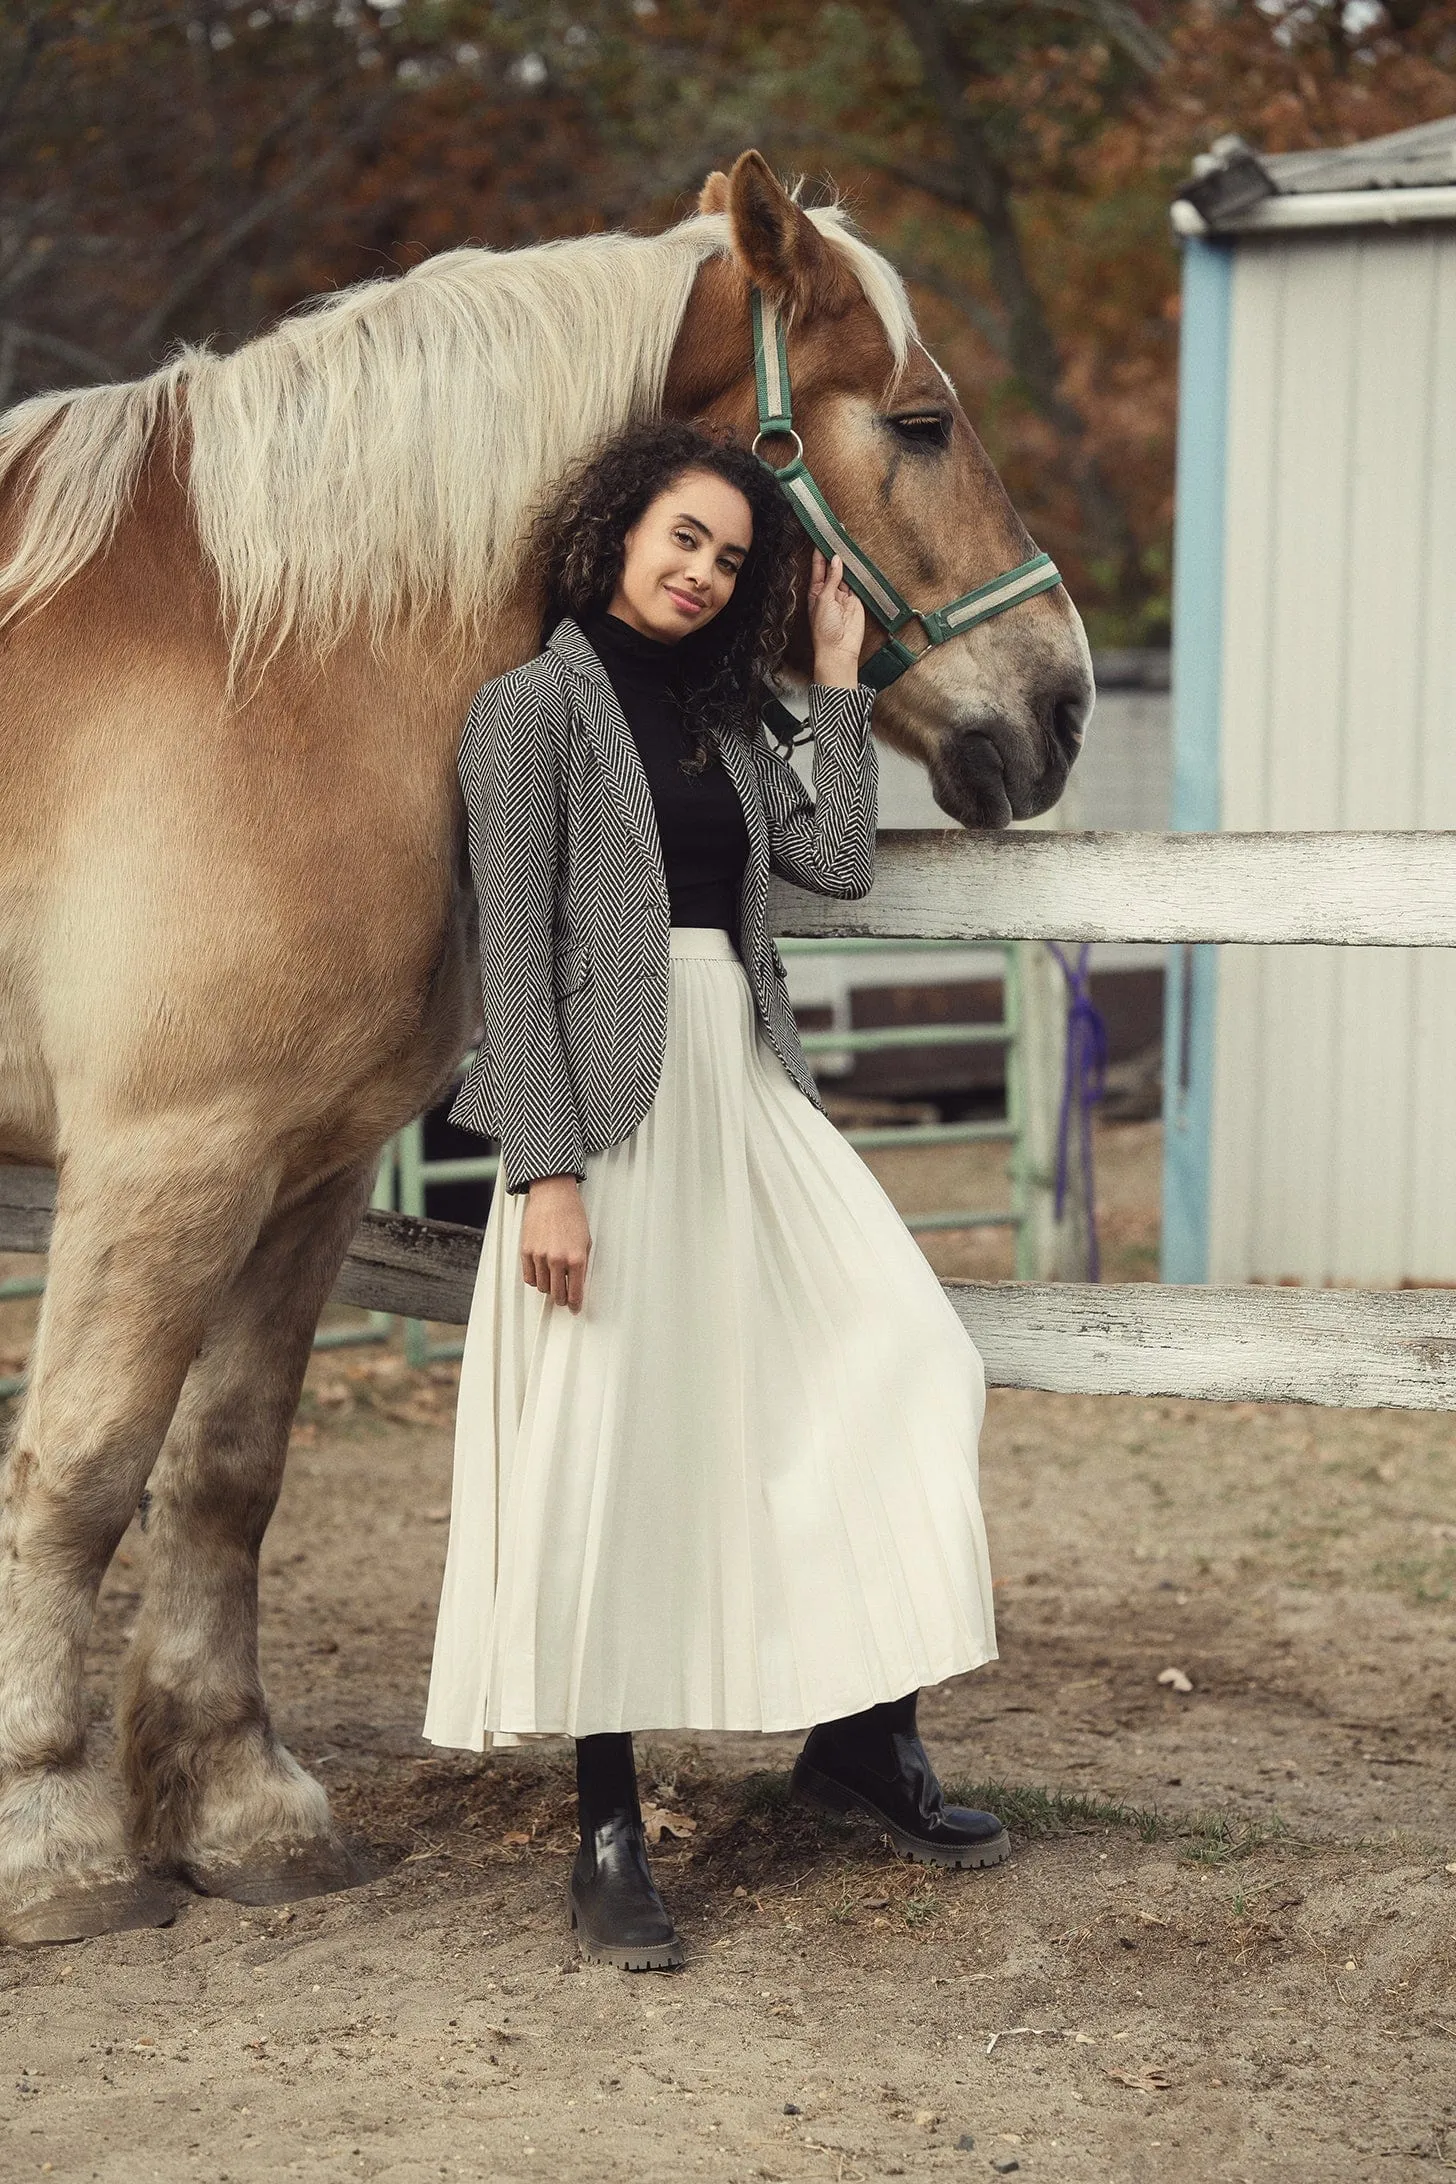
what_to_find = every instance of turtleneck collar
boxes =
[582,609,682,688]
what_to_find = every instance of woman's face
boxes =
[608,468,753,644]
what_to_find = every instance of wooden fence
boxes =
[4,828,1455,1411]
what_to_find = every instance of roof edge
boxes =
[1173,184,1456,239]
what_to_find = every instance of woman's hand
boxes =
[520,1174,591,1311]
[807,549,865,689]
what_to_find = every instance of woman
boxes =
[424,420,1004,1971]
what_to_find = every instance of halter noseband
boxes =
[750,287,1062,754]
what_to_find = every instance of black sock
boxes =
[813,1688,919,1747]
[574,1732,639,1836]
[876,1689,920,1738]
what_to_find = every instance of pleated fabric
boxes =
[422,926,996,1751]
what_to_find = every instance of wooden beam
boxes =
[6,1164,1454,1409]
[0,1166,484,1328]
[770,829,1456,946]
[0,1163,56,1253]
[950,1281,1456,1410]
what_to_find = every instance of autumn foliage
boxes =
[2,1,1452,642]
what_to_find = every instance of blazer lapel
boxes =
[545,618,663,881]
[716,728,770,949]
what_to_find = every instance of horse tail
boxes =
[0,361,191,629]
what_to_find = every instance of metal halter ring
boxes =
[750,425,804,470]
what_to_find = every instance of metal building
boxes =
[1163,116,1456,1285]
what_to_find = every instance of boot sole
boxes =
[791,1759,1012,1871]
[570,1902,685,1972]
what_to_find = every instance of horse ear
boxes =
[697,169,731,215]
[725,150,852,314]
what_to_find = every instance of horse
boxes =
[0,151,1093,1944]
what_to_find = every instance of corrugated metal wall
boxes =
[1209,226,1456,1283]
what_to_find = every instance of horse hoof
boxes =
[2,1872,179,1947]
[184,1838,367,1907]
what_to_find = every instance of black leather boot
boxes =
[791,1690,1010,1869]
[569,1733,685,1971]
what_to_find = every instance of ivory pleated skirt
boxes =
[422,925,996,1750]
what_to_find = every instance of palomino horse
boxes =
[0,153,1092,1943]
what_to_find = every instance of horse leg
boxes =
[0,1140,277,1945]
[120,1156,377,1906]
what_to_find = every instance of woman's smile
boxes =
[607,468,753,643]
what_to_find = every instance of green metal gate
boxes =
[370,936,1033,1365]
[0,941,1032,1394]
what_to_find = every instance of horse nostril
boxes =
[1051,696,1086,759]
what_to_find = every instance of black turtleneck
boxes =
[582,610,751,952]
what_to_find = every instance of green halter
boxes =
[750,287,1062,752]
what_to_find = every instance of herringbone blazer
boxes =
[448,616,877,1194]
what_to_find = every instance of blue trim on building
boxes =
[1161,236,1232,1283]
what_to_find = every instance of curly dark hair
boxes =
[528,419,801,776]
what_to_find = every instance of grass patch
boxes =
[946,1780,1293,1865]
[705,1773,1298,1891]
[944,1779,1167,1843]
[1177,1808,1291,1866]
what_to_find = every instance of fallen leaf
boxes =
[640,1802,697,1845]
[499,1830,532,1847]
[1106,2066,1173,2091]
[1157,1667,1194,1694]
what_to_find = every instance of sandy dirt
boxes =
[2,1121,1455,2183]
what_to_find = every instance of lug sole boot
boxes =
[790,1692,1011,1871]
[569,1733,685,1971]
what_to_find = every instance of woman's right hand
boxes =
[520,1174,592,1311]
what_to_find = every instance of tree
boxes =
[4,1,1451,641]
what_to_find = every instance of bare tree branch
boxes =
[0,319,120,385]
[942,0,1170,74]
[121,90,399,365]
[891,254,1011,356]
[890,0,1142,603]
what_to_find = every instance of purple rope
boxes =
[1048,943,1108,1283]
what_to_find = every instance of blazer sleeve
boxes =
[749,683,877,900]
[460,670,588,1196]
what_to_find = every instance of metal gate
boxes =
[0,942,1034,1392]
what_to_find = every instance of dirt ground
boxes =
[2,1120,1455,2184]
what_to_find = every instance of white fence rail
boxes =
[774,829,1456,947]
[4,831,1453,1411]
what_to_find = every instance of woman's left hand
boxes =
[808,549,865,689]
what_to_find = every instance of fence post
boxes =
[1013,940,1094,1281]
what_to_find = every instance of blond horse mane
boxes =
[0,206,913,681]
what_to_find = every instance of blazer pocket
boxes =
[769,940,789,982]
[552,936,593,1000]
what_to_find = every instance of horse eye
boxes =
[888,412,951,450]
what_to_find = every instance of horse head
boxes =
[673,153,1094,831]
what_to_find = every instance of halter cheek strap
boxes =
[749,287,1063,752]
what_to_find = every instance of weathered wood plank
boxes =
[770,829,1456,946]
[0,1163,57,1253]
[0,1168,484,1327]
[331,1208,482,1323]
[948,1281,1456,1409]
[5,1166,1454,1409]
